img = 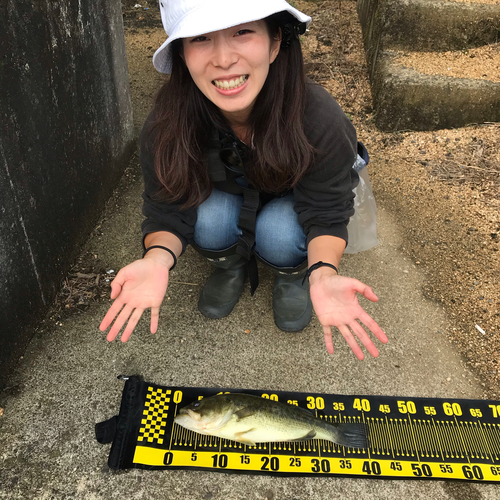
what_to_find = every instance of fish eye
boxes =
[192,401,201,408]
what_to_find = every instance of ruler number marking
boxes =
[397,401,417,414]
[261,393,278,401]
[353,398,371,412]
[362,461,381,475]
[411,463,433,477]
[489,405,500,418]
[163,452,174,465]
[261,456,279,471]
[462,465,484,480]
[311,459,331,473]
[307,397,325,410]
[439,464,453,473]
[211,454,228,468]
[390,461,402,471]
[490,466,500,476]
[443,402,462,417]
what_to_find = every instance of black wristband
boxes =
[142,245,177,270]
[303,261,338,285]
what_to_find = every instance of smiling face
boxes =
[181,20,281,127]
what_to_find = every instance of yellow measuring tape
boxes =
[95,376,500,482]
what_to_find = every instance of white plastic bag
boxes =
[345,155,379,254]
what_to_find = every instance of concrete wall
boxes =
[0,0,135,385]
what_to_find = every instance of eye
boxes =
[190,35,209,43]
[192,401,201,407]
[235,29,253,36]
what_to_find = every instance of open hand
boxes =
[99,258,170,342]
[309,272,388,360]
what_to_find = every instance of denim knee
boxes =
[255,195,307,268]
[194,189,243,250]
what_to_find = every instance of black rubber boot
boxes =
[272,269,312,332]
[198,254,247,319]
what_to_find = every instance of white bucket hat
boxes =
[153,0,311,74]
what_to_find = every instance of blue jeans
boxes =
[194,189,307,268]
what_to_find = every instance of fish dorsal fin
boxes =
[289,429,316,442]
[234,407,256,421]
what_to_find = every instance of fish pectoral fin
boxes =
[288,430,317,442]
[234,429,257,446]
[234,407,256,421]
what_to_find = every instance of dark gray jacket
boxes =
[140,81,359,254]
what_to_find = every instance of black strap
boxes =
[207,129,261,295]
[95,416,118,444]
[142,245,177,269]
[236,185,261,295]
[303,261,339,285]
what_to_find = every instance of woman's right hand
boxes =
[99,257,171,342]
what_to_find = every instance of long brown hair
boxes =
[148,12,314,207]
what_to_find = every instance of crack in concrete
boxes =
[0,145,46,306]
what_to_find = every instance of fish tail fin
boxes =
[334,423,368,449]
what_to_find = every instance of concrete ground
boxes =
[0,160,498,499]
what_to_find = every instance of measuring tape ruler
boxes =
[96,376,500,482]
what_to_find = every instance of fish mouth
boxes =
[212,75,248,90]
[187,409,202,421]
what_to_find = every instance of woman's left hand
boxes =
[309,269,388,360]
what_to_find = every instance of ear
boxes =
[270,28,281,64]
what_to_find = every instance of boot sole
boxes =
[274,317,312,332]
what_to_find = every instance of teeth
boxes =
[213,75,248,90]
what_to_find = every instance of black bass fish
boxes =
[174,393,367,448]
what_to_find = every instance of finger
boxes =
[350,320,380,358]
[99,300,125,332]
[358,311,389,344]
[150,307,160,334]
[106,305,134,342]
[322,325,334,354]
[109,271,126,299]
[338,324,365,360]
[354,281,379,303]
[120,308,144,343]
[110,282,122,300]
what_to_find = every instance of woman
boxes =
[100,0,388,360]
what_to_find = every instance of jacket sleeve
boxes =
[140,112,197,254]
[293,83,359,246]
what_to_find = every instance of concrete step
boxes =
[371,50,500,131]
[358,0,500,130]
[358,0,500,57]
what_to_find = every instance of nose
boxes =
[211,39,237,69]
